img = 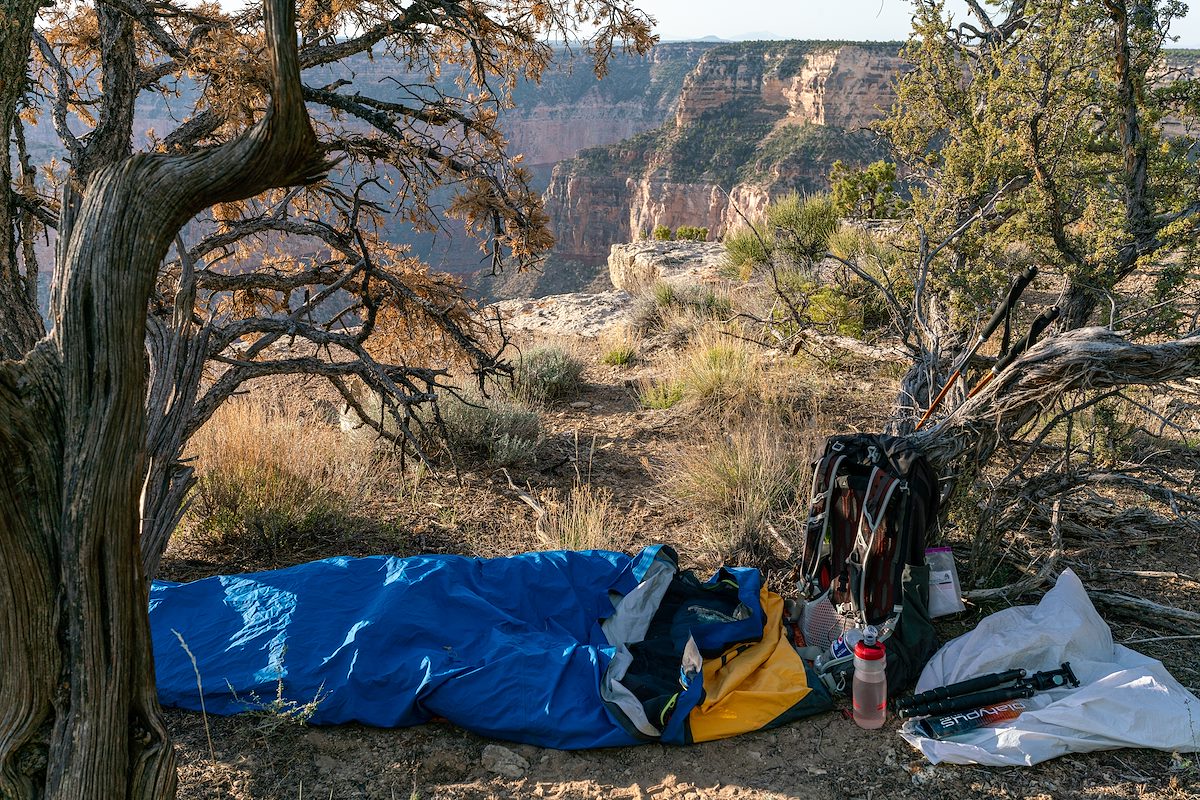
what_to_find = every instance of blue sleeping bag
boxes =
[150,546,768,749]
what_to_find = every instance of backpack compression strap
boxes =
[848,466,905,626]
[801,451,846,596]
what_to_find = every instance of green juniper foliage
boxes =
[881,0,1200,334]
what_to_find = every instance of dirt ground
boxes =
[160,351,1200,800]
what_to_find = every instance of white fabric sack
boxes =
[900,568,1200,766]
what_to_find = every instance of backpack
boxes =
[792,433,940,695]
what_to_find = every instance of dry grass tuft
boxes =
[670,414,818,564]
[540,481,618,551]
[646,328,810,420]
[184,397,382,559]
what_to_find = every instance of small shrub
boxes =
[638,379,684,409]
[630,292,666,334]
[436,391,542,466]
[540,482,617,551]
[722,225,773,279]
[768,193,840,266]
[513,345,586,406]
[652,224,673,241]
[674,225,709,242]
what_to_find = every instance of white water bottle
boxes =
[852,625,887,729]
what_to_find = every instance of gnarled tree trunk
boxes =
[0,0,46,360]
[0,0,324,795]
[912,326,1200,472]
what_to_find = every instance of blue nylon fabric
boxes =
[149,546,768,749]
[685,567,765,655]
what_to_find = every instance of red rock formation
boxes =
[542,42,908,265]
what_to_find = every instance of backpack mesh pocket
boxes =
[799,593,856,651]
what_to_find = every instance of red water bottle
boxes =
[852,625,887,729]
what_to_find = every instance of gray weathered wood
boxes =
[0,0,324,795]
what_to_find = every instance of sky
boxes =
[215,1,1200,49]
[642,0,1200,48]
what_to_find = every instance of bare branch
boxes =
[914,327,1200,470]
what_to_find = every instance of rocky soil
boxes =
[490,240,736,336]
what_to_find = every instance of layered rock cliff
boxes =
[542,41,905,264]
[502,43,717,168]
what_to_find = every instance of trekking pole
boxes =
[914,265,1038,430]
[896,668,1026,714]
[965,306,1060,400]
[897,663,1078,719]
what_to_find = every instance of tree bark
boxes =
[0,0,47,359]
[0,0,324,795]
[911,326,1200,471]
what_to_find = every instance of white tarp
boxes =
[900,568,1200,766]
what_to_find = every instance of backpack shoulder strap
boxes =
[861,466,903,536]
[800,447,847,590]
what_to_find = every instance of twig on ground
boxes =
[1093,568,1200,584]
[765,523,794,557]
[1086,591,1200,629]
[500,467,546,537]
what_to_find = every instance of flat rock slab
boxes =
[490,289,634,338]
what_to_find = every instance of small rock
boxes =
[910,765,937,786]
[569,401,592,410]
[482,744,529,778]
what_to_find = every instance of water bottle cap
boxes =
[855,626,885,660]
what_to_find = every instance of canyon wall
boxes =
[542,41,906,265]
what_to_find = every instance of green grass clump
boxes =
[638,380,684,409]
[599,325,639,367]
[602,344,637,366]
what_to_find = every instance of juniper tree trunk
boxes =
[0,0,324,795]
[0,0,46,359]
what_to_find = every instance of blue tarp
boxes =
[150,546,766,749]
